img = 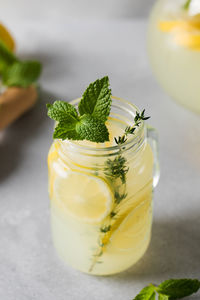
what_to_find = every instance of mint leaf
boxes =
[47,101,81,140]
[133,279,200,300]
[78,76,111,122]
[47,101,79,122]
[53,120,82,141]
[2,60,42,87]
[157,279,200,299]
[76,115,109,143]
[149,294,156,300]
[133,286,156,300]
[47,77,112,143]
[48,103,109,142]
[0,40,18,72]
[158,295,169,300]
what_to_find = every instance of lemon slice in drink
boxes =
[54,171,113,223]
[109,195,152,251]
[0,23,15,51]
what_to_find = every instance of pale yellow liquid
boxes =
[148,0,200,114]
[48,118,154,275]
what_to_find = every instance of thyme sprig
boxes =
[89,109,150,273]
[100,225,111,233]
[115,109,150,145]
[104,155,129,184]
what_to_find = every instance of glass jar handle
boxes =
[147,125,160,188]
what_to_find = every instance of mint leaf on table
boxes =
[0,40,42,87]
[47,76,111,143]
[133,279,200,300]
[157,279,200,299]
[77,115,109,143]
[2,60,42,88]
[158,295,169,300]
[133,286,156,300]
[78,76,111,122]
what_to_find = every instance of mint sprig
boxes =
[134,286,156,300]
[0,40,42,87]
[47,76,111,143]
[114,109,150,145]
[2,60,41,87]
[133,279,200,300]
[76,115,109,142]
[78,76,111,122]
[157,279,200,299]
[158,295,169,300]
[47,101,79,123]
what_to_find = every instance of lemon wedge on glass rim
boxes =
[0,23,15,51]
[53,170,113,224]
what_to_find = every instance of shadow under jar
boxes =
[48,96,160,275]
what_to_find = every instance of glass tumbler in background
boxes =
[148,0,200,114]
[48,97,160,275]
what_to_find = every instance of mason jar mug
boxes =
[48,96,160,276]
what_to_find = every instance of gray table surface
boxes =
[0,19,200,300]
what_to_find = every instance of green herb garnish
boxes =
[100,225,111,233]
[47,76,111,143]
[114,109,150,145]
[183,0,191,10]
[133,279,200,300]
[0,40,41,87]
[88,100,150,272]
[104,155,129,184]
[78,75,111,122]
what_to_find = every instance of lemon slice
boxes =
[54,171,113,223]
[48,142,63,199]
[109,195,152,251]
[159,19,200,50]
[174,30,200,50]
[0,23,15,51]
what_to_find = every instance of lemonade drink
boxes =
[148,0,200,113]
[48,96,158,275]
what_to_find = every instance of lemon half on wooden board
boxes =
[0,23,15,51]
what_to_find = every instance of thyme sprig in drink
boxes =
[47,77,159,275]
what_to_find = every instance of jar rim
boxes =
[59,96,145,154]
